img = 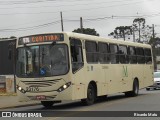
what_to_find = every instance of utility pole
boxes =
[152,24,157,70]
[138,21,141,42]
[60,11,64,31]
[80,17,83,33]
[152,24,155,39]
[133,28,135,42]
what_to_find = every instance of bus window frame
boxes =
[136,47,145,64]
[128,46,137,64]
[118,45,129,64]
[70,38,84,73]
[85,40,98,64]
[144,48,152,64]
[98,42,110,64]
[109,43,119,64]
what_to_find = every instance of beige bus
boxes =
[16,32,154,108]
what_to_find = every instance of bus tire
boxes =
[81,84,96,105]
[146,88,150,91]
[125,79,139,97]
[41,101,54,108]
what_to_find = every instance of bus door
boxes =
[70,38,85,100]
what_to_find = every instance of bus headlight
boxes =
[57,82,71,92]
[16,85,26,93]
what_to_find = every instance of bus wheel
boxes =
[146,88,150,91]
[125,80,139,97]
[41,101,54,108]
[81,84,96,105]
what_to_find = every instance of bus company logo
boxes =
[2,112,11,117]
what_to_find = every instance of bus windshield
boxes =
[16,44,69,77]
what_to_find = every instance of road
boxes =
[0,89,160,120]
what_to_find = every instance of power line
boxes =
[1,11,160,32]
[0,20,60,32]
[0,0,102,5]
[0,0,136,9]
[0,0,145,16]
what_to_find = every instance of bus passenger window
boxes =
[144,48,152,64]
[118,45,128,64]
[70,39,84,73]
[109,44,119,64]
[128,46,137,64]
[136,47,145,64]
[85,41,98,63]
[98,42,110,64]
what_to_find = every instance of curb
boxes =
[0,103,41,110]
[0,93,17,96]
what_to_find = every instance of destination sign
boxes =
[18,34,64,45]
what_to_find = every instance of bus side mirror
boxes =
[8,49,12,60]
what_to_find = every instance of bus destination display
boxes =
[18,34,64,45]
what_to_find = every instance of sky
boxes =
[0,0,160,40]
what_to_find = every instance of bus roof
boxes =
[17,32,151,48]
[65,32,151,48]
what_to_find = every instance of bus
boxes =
[16,32,153,108]
[0,38,16,75]
[0,38,16,94]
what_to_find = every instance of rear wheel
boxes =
[81,84,96,105]
[146,88,150,91]
[154,88,157,90]
[125,80,139,97]
[41,101,54,108]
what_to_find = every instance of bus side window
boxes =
[109,44,119,64]
[136,47,145,64]
[98,42,110,64]
[128,46,137,64]
[119,45,128,64]
[144,48,152,64]
[70,38,84,73]
[85,41,98,64]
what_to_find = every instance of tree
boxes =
[140,25,153,43]
[133,18,145,41]
[148,37,160,70]
[132,18,153,43]
[10,36,17,39]
[109,18,153,43]
[108,26,132,40]
[73,28,100,36]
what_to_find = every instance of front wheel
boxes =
[41,101,54,108]
[81,84,96,105]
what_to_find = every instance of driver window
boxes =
[70,38,84,73]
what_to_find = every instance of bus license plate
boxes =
[36,95,46,100]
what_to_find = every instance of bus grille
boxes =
[21,79,62,87]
